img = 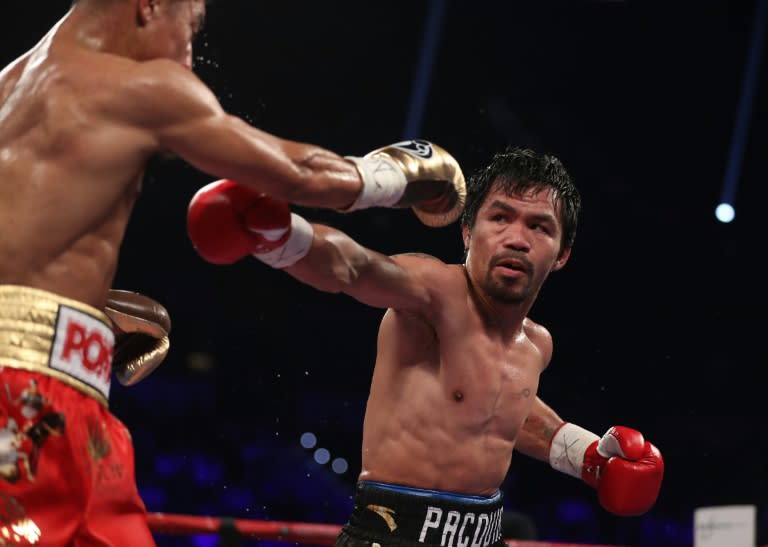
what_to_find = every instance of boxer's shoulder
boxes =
[391,254,466,289]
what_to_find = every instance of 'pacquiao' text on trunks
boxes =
[419,506,503,547]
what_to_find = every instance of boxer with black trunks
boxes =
[188,145,666,547]
[0,1,464,544]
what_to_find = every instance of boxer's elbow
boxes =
[309,234,370,294]
[299,261,358,295]
[325,247,368,293]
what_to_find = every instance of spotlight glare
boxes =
[332,458,349,474]
[314,448,331,465]
[300,432,317,449]
[715,203,735,223]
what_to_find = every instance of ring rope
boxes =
[147,512,624,547]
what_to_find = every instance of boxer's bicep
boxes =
[345,252,438,313]
[124,62,303,190]
[158,111,296,186]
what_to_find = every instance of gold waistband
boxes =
[0,285,112,405]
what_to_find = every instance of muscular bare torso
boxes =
[360,265,549,495]
[0,21,156,308]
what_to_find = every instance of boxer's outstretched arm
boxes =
[125,59,362,209]
[285,223,441,315]
[186,186,456,314]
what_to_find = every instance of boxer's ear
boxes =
[551,246,571,272]
[137,0,157,26]
[461,222,470,251]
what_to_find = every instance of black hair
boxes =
[461,146,581,252]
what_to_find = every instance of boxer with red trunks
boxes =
[0,288,170,545]
[0,0,464,543]
[188,145,665,547]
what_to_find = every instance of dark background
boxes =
[4,1,768,546]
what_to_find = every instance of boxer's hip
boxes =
[339,481,505,547]
[0,284,114,405]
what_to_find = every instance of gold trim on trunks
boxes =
[0,285,113,406]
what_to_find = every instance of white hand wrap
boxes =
[343,156,407,211]
[548,422,600,479]
[252,213,314,269]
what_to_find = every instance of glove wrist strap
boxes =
[549,422,600,479]
[253,213,314,269]
[340,156,407,211]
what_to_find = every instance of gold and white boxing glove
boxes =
[342,139,466,227]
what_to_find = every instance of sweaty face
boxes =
[463,183,569,305]
[142,0,206,69]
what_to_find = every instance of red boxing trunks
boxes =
[336,481,505,547]
[0,285,154,546]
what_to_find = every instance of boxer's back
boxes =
[0,26,153,308]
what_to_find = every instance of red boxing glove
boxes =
[187,179,293,265]
[549,423,664,516]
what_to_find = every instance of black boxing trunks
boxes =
[336,481,505,547]
[0,285,154,546]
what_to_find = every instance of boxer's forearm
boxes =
[515,396,565,462]
[170,114,363,209]
[286,224,431,312]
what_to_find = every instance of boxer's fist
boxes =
[105,290,171,386]
[549,423,664,517]
[188,180,314,268]
[595,431,664,517]
[342,139,466,227]
[187,179,291,265]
